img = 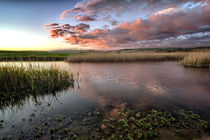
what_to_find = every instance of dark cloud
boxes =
[110,20,119,26]
[73,15,96,21]
[60,0,204,20]
[0,0,69,3]
[45,23,90,38]
[114,6,210,41]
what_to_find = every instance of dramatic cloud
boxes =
[73,15,96,21]
[46,0,210,49]
[60,0,205,21]
[45,23,90,38]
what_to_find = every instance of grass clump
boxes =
[0,64,74,107]
[67,52,186,63]
[182,52,210,68]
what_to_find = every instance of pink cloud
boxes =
[73,15,96,21]
[46,0,210,49]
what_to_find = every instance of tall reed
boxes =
[0,64,74,107]
[182,52,210,68]
[67,52,187,63]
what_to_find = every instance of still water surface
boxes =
[0,61,210,136]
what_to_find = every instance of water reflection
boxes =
[67,62,210,119]
[0,61,210,136]
[145,82,167,95]
[1,62,210,113]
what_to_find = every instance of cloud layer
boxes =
[45,0,210,49]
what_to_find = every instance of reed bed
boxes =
[0,64,74,107]
[182,52,210,68]
[67,52,187,63]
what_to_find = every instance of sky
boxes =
[0,0,210,50]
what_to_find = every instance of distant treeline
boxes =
[115,46,210,53]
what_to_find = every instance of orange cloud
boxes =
[45,0,210,49]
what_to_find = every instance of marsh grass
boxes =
[67,51,210,69]
[67,52,187,63]
[0,64,74,107]
[182,52,210,68]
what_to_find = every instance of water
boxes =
[0,61,210,137]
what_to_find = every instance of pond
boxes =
[0,61,210,139]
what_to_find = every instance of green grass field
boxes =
[0,51,70,61]
[1,47,209,61]
[1,48,210,68]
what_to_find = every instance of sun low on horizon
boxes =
[1,0,210,50]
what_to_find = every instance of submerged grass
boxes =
[67,52,187,63]
[0,64,74,107]
[182,52,210,68]
[1,103,210,140]
[92,106,210,140]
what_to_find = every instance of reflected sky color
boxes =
[0,61,210,136]
[1,62,210,117]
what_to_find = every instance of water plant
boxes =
[182,52,210,68]
[96,107,210,139]
[1,102,209,140]
[0,64,74,108]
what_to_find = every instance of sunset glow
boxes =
[0,30,47,50]
[155,7,177,15]
[0,0,210,50]
[0,30,75,51]
[0,1,210,139]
